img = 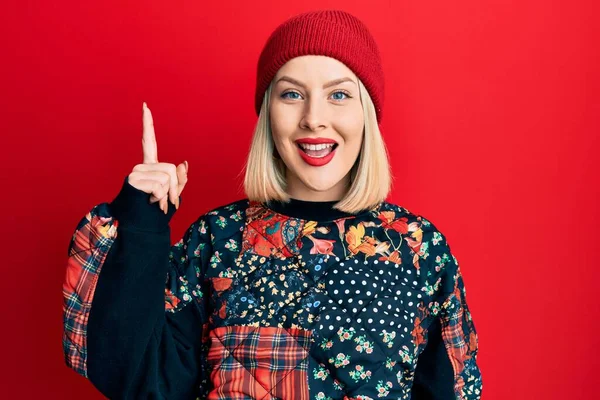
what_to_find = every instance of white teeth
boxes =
[298,143,335,151]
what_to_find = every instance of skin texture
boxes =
[269,55,365,201]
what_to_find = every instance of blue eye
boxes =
[331,91,350,101]
[281,91,301,100]
[281,90,350,101]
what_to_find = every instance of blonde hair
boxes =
[243,78,392,214]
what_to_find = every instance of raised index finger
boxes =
[142,102,158,164]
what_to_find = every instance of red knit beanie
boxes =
[255,10,385,123]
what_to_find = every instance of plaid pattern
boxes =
[207,326,312,400]
[62,204,118,378]
[440,268,483,399]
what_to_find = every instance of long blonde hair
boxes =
[243,78,392,213]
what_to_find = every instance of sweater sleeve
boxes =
[413,219,484,400]
[412,317,455,399]
[62,176,211,399]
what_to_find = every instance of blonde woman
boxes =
[63,10,482,399]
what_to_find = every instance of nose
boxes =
[299,96,328,132]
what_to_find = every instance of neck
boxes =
[266,197,355,222]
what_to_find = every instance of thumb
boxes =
[176,161,188,196]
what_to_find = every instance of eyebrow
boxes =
[275,76,356,89]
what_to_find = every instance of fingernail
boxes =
[184,160,188,173]
[143,101,147,109]
[175,198,179,210]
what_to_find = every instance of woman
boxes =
[62,10,483,399]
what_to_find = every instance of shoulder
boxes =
[203,198,250,218]
[188,198,249,223]
[377,200,457,272]
[377,201,451,238]
[187,198,250,240]
[378,201,461,308]
[375,201,447,238]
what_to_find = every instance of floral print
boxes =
[380,330,396,348]
[354,335,374,354]
[337,327,356,342]
[329,353,351,368]
[376,381,393,397]
[349,365,372,383]
[313,364,330,381]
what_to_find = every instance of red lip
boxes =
[297,146,337,167]
[295,138,338,145]
[295,137,339,167]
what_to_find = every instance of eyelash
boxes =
[280,90,352,102]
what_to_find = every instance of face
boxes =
[269,55,365,201]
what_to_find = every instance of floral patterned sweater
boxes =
[62,177,483,399]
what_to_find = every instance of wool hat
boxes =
[255,10,385,123]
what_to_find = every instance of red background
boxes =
[1,0,598,398]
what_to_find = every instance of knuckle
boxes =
[128,173,139,184]
[156,190,166,200]
[158,172,170,185]
[152,181,162,193]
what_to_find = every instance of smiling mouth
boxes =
[297,142,339,158]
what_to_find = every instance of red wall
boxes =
[2,0,598,398]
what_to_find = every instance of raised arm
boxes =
[62,104,211,399]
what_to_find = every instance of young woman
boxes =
[62,10,483,399]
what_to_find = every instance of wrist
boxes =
[108,176,179,232]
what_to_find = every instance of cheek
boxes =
[269,104,298,144]
[269,116,286,153]
[339,116,365,152]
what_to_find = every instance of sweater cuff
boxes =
[108,176,180,232]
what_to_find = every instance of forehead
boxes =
[274,55,357,83]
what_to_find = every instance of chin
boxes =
[302,182,338,193]
[297,174,343,193]
[286,159,351,195]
